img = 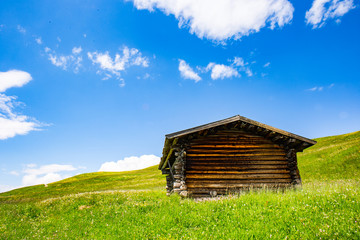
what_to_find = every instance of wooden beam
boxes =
[161,148,174,170]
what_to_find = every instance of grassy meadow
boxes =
[1,131,360,239]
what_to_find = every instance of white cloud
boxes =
[143,73,150,79]
[46,47,82,73]
[305,0,356,28]
[0,94,41,140]
[133,55,149,67]
[206,63,239,80]
[22,164,77,186]
[35,37,42,45]
[180,56,254,82]
[264,62,271,67]
[178,59,201,82]
[0,70,43,140]
[17,25,26,34]
[308,84,335,92]
[72,46,82,55]
[57,37,61,42]
[231,57,254,76]
[130,0,294,42]
[23,164,76,175]
[49,55,68,68]
[88,46,149,86]
[0,70,32,92]
[307,86,324,91]
[233,57,245,67]
[99,154,159,172]
[245,68,253,77]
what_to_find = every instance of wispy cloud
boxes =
[88,46,149,86]
[0,94,42,140]
[307,83,334,92]
[35,37,42,45]
[45,47,83,73]
[264,62,271,67]
[308,86,324,91]
[17,25,26,34]
[72,46,82,55]
[305,0,356,28]
[231,57,253,77]
[130,0,294,42]
[178,59,201,82]
[99,154,159,172]
[0,70,43,140]
[22,164,78,186]
[206,63,239,80]
[179,56,255,81]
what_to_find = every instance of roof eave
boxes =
[165,115,316,145]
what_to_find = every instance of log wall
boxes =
[185,130,293,197]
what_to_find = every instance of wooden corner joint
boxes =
[286,148,302,186]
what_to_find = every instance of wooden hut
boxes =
[159,115,316,197]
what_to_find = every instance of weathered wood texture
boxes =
[185,130,292,197]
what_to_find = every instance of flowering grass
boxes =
[1,181,359,239]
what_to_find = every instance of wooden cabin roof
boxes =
[159,115,316,170]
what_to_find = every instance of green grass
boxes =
[1,182,359,239]
[299,131,360,181]
[0,165,164,203]
[1,131,359,239]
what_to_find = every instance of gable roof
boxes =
[166,115,316,144]
[159,115,316,170]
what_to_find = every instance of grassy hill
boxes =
[1,131,359,202]
[0,131,359,239]
[0,165,165,203]
[299,131,360,181]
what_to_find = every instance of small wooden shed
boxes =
[159,115,316,197]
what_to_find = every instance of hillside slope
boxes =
[1,131,359,203]
[298,131,360,181]
[0,165,164,203]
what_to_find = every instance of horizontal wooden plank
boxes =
[195,133,263,138]
[187,160,288,166]
[187,152,286,157]
[186,179,292,184]
[187,149,285,154]
[190,135,269,139]
[186,173,291,180]
[189,138,274,144]
[187,165,289,171]
[188,144,281,149]
[186,169,290,174]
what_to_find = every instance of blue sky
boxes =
[0,0,359,192]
